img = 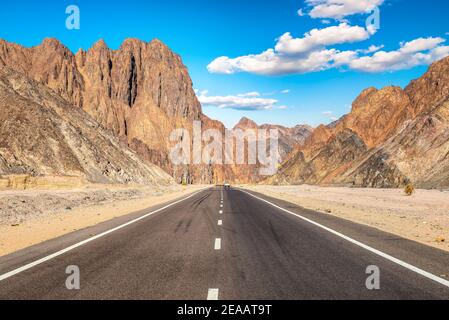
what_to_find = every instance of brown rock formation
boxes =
[0,67,173,185]
[0,37,315,184]
[272,56,449,188]
[234,117,313,160]
[0,38,224,183]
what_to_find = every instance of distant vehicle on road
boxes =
[224,182,231,188]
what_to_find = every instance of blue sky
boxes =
[0,0,448,128]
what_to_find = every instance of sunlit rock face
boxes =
[270,57,449,189]
[0,66,174,185]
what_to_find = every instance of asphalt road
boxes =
[1,186,449,300]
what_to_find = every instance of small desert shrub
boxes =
[404,184,415,196]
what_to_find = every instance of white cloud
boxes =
[208,26,449,76]
[237,91,261,97]
[208,23,374,76]
[359,44,384,54]
[274,23,371,55]
[281,89,290,94]
[197,91,282,111]
[400,37,445,53]
[306,0,384,20]
[349,37,449,72]
[297,9,305,17]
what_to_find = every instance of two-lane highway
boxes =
[1,186,449,299]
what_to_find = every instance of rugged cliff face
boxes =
[344,98,449,189]
[228,117,314,183]
[405,55,449,115]
[0,67,174,185]
[234,117,313,160]
[0,38,229,183]
[271,56,449,188]
[339,86,415,148]
[75,38,202,137]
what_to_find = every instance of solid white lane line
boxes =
[214,238,221,250]
[239,189,449,289]
[218,220,223,226]
[207,288,219,300]
[219,210,223,214]
[0,187,212,282]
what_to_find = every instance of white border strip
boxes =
[0,187,211,282]
[239,189,449,289]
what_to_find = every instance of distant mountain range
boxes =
[1,37,449,188]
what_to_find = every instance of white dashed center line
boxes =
[214,238,221,250]
[219,210,223,214]
[218,220,223,226]
[207,288,219,300]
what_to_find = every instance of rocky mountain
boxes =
[227,117,313,184]
[10,36,444,188]
[0,38,233,183]
[270,56,449,189]
[0,67,173,185]
[233,117,313,160]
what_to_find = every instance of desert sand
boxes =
[0,184,207,257]
[241,185,449,252]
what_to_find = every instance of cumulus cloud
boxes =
[207,23,374,75]
[305,0,384,20]
[197,91,283,111]
[208,23,449,76]
[349,37,449,72]
[274,23,371,55]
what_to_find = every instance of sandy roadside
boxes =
[240,185,449,252]
[0,185,207,257]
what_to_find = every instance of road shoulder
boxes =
[237,186,449,280]
[0,185,207,257]
[239,185,449,252]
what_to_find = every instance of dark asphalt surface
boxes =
[0,186,449,300]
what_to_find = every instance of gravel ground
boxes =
[0,185,180,226]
